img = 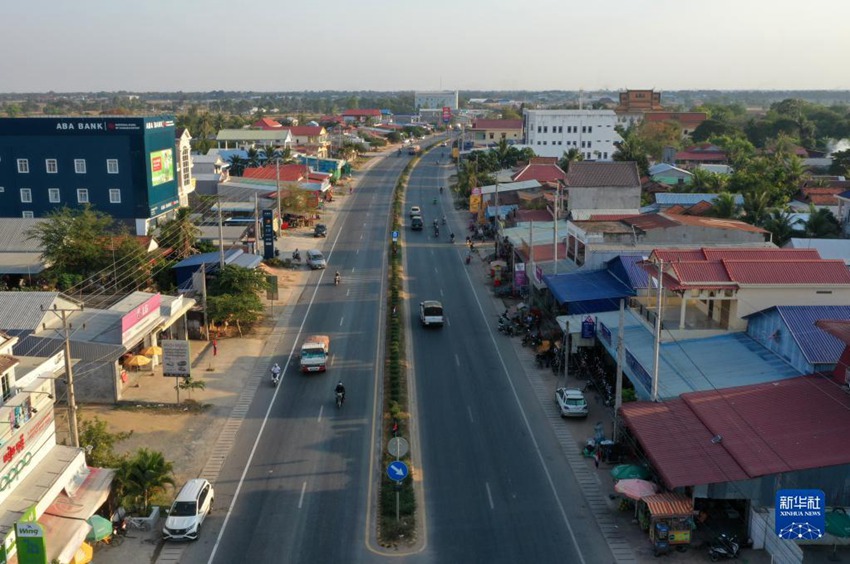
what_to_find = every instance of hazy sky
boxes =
[4,0,849,92]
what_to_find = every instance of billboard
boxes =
[150,148,174,186]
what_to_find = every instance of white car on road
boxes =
[555,388,588,418]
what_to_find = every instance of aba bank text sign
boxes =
[146,119,175,130]
[54,120,142,132]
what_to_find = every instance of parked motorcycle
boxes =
[708,534,740,561]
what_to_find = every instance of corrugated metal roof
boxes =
[682,375,850,478]
[607,255,650,289]
[620,400,749,488]
[816,320,850,346]
[774,306,850,364]
[174,248,246,269]
[544,270,634,306]
[671,260,732,283]
[786,238,850,265]
[655,193,743,206]
[622,214,679,230]
[702,248,820,261]
[0,292,72,334]
[641,492,694,517]
[0,218,47,252]
[566,162,641,188]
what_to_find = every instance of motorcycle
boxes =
[450,233,455,243]
[708,534,740,561]
[334,273,341,286]
[434,227,440,237]
[335,391,344,409]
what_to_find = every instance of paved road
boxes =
[403,148,615,563]
[180,152,410,564]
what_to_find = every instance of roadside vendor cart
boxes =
[639,492,693,554]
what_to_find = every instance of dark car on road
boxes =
[314,224,327,237]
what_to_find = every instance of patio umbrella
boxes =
[610,464,651,481]
[140,345,163,356]
[85,515,113,542]
[826,508,850,538]
[124,355,152,368]
[614,479,659,501]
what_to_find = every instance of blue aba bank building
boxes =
[0,116,184,234]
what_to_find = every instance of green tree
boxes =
[246,147,261,168]
[208,264,269,296]
[227,154,246,176]
[710,192,741,219]
[558,148,583,173]
[763,209,797,246]
[124,448,175,513]
[804,206,841,238]
[742,190,771,227]
[26,205,113,283]
[829,149,850,176]
[157,207,200,260]
[613,127,649,176]
[260,146,281,165]
[206,293,265,336]
[691,119,740,143]
[635,120,682,160]
[78,417,132,468]
[111,234,151,292]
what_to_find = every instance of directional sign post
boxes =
[391,230,399,242]
[387,460,409,522]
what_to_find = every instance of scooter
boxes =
[708,534,740,561]
[335,391,344,409]
[334,273,341,286]
[271,371,280,387]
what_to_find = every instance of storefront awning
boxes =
[642,492,693,518]
[39,513,91,564]
[44,467,115,520]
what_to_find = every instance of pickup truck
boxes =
[408,145,421,155]
[300,335,330,373]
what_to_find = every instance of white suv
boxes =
[555,388,589,418]
[163,479,214,541]
[306,249,327,270]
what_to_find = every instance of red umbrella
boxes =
[614,479,659,501]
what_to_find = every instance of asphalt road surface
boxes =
[402,148,615,563]
[181,151,409,564]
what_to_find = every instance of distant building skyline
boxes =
[2,0,849,92]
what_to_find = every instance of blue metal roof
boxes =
[594,310,802,400]
[606,255,650,290]
[774,306,850,364]
[485,205,518,219]
[231,253,264,270]
[543,270,634,306]
[655,192,744,206]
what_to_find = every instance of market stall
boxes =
[638,492,694,556]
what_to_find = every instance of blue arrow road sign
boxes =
[387,461,409,482]
[392,231,399,240]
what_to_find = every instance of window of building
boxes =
[74,159,87,174]
[107,159,119,174]
[77,188,89,203]
[587,141,592,148]
[20,188,32,203]
[603,152,608,159]
[543,126,548,133]
[109,189,121,203]
[588,126,593,133]
[489,133,494,139]
[1,373,10,400]
[537,126,542,133]
[22,211,34,219]
[543,141,547,145]
[46,159,58,174]
[48,188,60,203]
[17,159,29,173]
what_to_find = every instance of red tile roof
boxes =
[252,118,283,129]
[723,259,850,285]
[565,162,641,187]
[588,214,641,221]
[663,213,768,234]
[664,205,687,215]
[470,119,523,130]
[815,319,850,345]
[797,187,844,206]
[516,209,554,222]
[342,109,382,117]
[512,162,566,183]
[622,214,680,230]
[682,200,713,216]
[674,151,727,162]
[622,375,850,487]
[670,260,732,283]
[652,248,821,263]
[284,126,324,137]
[243,164,309,182]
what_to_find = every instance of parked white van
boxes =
[163,479,214,541]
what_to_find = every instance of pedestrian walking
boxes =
[594,447,601,468]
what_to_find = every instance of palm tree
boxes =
[125,448,175,513]
[227,154,246,177]
[494,138,511,168]
[246,147,261,168]
[558,148,583,174]
[158,207,199,259]
[804,205,841,238]
[742,190,772,227]
[710,192,741,219]
[763,209,797,246]
[261,146,281,166]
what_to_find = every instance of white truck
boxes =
[300,335,330,373]
[419,301,444,327]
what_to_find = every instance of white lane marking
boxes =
[463,266,588,564]
[339,317,344,327]
[330,353,335,367]
[317,405,323,422]
[346,288,351,297]
[455,354,460,367]
[485,482,495,510]
[356,249,359,255]
[467,405,474,423]
[298,481,307,509]
[440,288,444,297]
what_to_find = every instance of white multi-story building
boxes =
[523,109,621,160]
[415,90,458,110]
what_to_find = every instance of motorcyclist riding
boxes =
[335,381,346,403]
[442,215,446,225]
[439,186,444,194]
[334,271,341,285]
[270,363,281,384]
[450,232,455,243]
[292,248,300,262]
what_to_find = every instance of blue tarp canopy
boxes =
[543,270,635,313]
[485,205,518,219]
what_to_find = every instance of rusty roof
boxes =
[565,162,641,188]
[0,354,19,374]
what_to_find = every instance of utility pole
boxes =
[42,302,83,448]
[275,154,282,239]
[651,259,664,402]
[217,195,225,270]
[554,182,560,275]
[200,263,210,342]
[614,299,625,442]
